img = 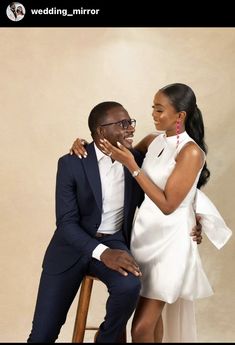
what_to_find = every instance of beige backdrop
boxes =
[0,28,234,342]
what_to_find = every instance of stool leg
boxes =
[72,277,94,343]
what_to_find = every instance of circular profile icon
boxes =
[6,2,25,21]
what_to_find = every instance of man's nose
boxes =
[127,125,135,132]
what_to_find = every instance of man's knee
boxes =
[113,275,141,296]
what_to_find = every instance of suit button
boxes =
[95,224,99,228]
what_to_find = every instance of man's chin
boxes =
[122,138,133,149]
[121,142,132,150]
[112,139,133,149]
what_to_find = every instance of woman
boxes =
[70,83,231,342]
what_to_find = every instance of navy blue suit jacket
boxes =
[42,142,144,274]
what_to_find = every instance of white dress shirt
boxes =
[92,144,125,260]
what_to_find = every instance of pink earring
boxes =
[176,119,181,148]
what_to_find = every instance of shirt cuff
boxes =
[92,243,109,261]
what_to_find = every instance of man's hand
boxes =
[100,248,142,277]
[69,138,88,158]
[190,214,202,244]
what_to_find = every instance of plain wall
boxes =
[0,28,234,342]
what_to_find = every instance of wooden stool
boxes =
[72,275,127,343]
[72,275,99,342]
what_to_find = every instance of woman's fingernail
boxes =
[117,141,121,146]
[100,139,104,143]
[78,155,82,159]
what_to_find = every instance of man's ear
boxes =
[96,126,105,138]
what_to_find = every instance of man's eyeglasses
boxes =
[100,119,136,130]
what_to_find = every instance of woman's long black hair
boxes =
[160,83,210,188]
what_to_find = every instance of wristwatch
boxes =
[132,168,141,178]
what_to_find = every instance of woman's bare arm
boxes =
[134,133,158,155]
[100,140,204,215]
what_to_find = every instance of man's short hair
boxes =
[88,101,123,134]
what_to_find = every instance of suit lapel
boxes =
[82,142,102,211]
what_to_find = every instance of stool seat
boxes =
[72,275,127,343]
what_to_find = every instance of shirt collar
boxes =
[94,142,109,162]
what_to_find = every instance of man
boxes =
[28,102,145,343]
[28,101,201,342]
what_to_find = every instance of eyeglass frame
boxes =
[100,118,136,130]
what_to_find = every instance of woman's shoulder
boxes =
[177,141,205,166]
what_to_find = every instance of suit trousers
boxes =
[27,231,141,343]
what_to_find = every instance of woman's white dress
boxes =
[131,131,232,342]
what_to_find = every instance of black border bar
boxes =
[1,0,235,27]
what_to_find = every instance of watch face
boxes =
[132,169,140,177]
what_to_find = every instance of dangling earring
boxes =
[176,119,181,148]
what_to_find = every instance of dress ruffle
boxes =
[194,189,232,249]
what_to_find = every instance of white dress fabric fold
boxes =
[194,189,232,249]
[162,299,197,342]
[131,132,232,342]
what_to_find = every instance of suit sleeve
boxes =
[55,157,100,258]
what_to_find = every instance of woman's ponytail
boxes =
[160,83,210,189]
